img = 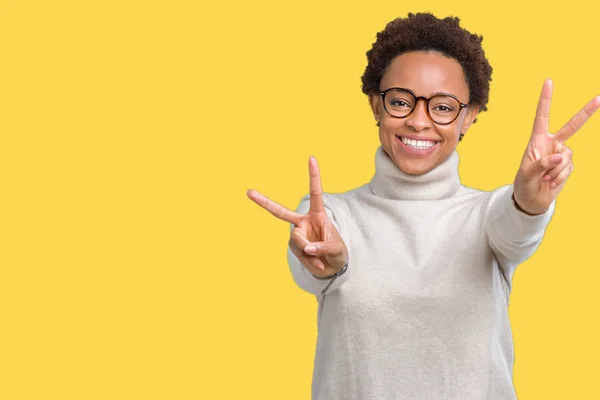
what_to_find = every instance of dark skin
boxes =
[513,79,600,215]
[247,156,348,278]
[247,54,600,279]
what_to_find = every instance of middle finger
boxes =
[554,96,600,143]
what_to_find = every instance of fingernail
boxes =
[305,245,316,254]
[551,154,562,163]
[543,175,551,181]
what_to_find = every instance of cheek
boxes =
[380,116,404,131]
[439,125,461,141]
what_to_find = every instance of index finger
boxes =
[532,79,553,136]
[554,96,600,143]
[309,156,325,213]
[247,189,303,225]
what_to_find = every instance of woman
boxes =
[247,13,598,399]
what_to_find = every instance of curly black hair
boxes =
[361,12,493,140]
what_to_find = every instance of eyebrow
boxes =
[386,87,459,98]
[431,91,457,97]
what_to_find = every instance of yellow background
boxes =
[1,0,599,399]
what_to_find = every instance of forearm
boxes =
[288,249,349,296]
[487,185,556,264]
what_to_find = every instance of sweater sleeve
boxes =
[485,185,556,285]
[286,193,350,296]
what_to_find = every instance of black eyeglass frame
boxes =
[378,87,469,126]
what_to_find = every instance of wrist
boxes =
[312,260,349,280]
[512,192,548,216]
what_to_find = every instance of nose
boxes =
[405,99,431,131]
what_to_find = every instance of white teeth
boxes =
[400,137,436,149]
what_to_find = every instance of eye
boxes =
[432,105,455,113]
[390,99,411,107]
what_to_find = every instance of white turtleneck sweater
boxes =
[287,146,555,400]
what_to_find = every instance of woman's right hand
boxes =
[247,156,348,279]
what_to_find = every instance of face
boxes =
[369,51,479,175]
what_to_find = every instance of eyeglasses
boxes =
[378,87,469,125]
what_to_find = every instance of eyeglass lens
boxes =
[384,89,461,124]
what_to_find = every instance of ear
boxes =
[369,94,381,125]
[460,105,480,135]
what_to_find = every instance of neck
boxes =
[369,147,461,200]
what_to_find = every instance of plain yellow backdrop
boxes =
[1,0,599,399]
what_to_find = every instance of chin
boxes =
[396,160,434,175]
[387,150,436,175]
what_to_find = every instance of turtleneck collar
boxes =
[369,146,461,200]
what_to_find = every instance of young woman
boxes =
[247,12,598,399]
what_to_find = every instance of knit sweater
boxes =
[287,146,555,400]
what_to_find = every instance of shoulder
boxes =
[453,184,519,224]
[454,184,513,205]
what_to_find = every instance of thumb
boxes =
[525,153,562,177]
[303,239,344,258]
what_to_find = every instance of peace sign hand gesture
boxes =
[513,79,600,215]
[247,156,348,279]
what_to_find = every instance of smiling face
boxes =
[369,51,480,175]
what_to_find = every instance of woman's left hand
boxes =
[512,79,600,215]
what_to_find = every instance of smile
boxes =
[396,136,440,152]
[400,137,436,149]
